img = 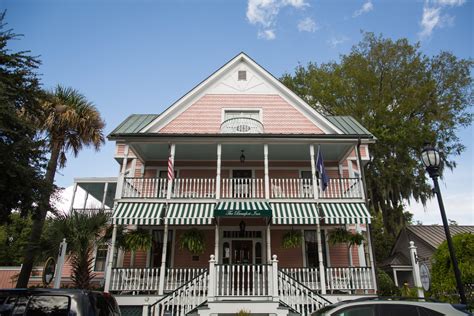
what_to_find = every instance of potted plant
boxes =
[282,229,303,248]
[179,228,205,255]
[328,227,364,266]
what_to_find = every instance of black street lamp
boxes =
[421,144,467,305]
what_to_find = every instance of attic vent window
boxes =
[238,70,247,81]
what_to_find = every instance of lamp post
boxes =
[421,144,466,305]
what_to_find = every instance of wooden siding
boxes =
[159,94,324,134]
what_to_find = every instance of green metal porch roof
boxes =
[109,114,159,135]
[326,116,373,137]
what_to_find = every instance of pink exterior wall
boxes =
[271,230,304,268]
[160,94,324,134]
[173,229,214,268]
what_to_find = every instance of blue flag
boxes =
[316,148,329,191]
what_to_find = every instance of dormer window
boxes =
[238,70,247,81]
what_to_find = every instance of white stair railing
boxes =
[221,178,264,199]
[278,270,331,315]
[214,264,271,296]
[270,178,314,199]
[149,269,209,316]
[164,267,207,292]
[325,267,374,292]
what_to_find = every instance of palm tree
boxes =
[51,210,109,289]
[16,85,105,287]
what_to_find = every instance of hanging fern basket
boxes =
[282,230,303,249]
[179,228,205,255]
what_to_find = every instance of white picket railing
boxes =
[280,267,321,291]
[122,177,168,199]
[270,178,314,199]
[325,267,374,292]
[320,178,363,199]
[149,270,209,316]
[164,267,207,292]
[110,268,161,293]
[214,264,271,296]
[278,270,331,315]
[221,178,264,199]
[171,178,216,199]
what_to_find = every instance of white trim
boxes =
[141,53,343,134]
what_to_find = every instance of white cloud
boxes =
[419,0,465,39]
[297,17,318,32]
[328,35,349,47]
[353,1,374,17]
[246,0,309,40]
[258,29,276,40]
[435,0,465,6]
[419,6,442,38]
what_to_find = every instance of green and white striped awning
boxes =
[271,203,319,225]
[165,203,215,225]
[215,202,272,217]
[320,203,371,224]
[113,202,165,225]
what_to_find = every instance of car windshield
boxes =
[312,305,339,315]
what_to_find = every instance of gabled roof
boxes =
[140,52,344,135]
[380,251,411,267]
[406,225,474,250]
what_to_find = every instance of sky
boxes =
[3,0,473,224]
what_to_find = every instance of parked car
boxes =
[311,297,471,316]
[0,288,121,316]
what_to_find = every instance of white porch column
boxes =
[101,182,109,210]
[356,224,367,267]
[266,222,271,263]
[208,255,216,302]
[216,144,221,199]
[69,183,78,212]
[158,222,169,295]
[166,144,176,200]
[104,224,117,293]
[115,145,129,200]
[354,144,365,200]
[271,255,279,301]
[366,225,378,291]
[316,223,327,294]
[214,223,219,262]
[264,144,269,199]
[409,241,425,298]
[309,144,319,199]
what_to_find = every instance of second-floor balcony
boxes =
[120,176,364,200]
[220,117,264,134]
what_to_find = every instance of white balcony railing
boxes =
[220,178,265,199]
[214,264,271,296]
[122,177,168,199]
[325,267,374,292]
[220,117,264,134]
[164,267,207,292]
[270,178,314,199]
[120,176,364,200]
[320,178,363,199]
[280,267,321,291]
[171,178,216,199]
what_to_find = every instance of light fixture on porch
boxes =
[239,220,246,236]
[240,150,246,164]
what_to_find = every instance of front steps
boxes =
[194,300,292,316]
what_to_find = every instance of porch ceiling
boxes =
[77,181,116,208]
[130,142,353,161]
